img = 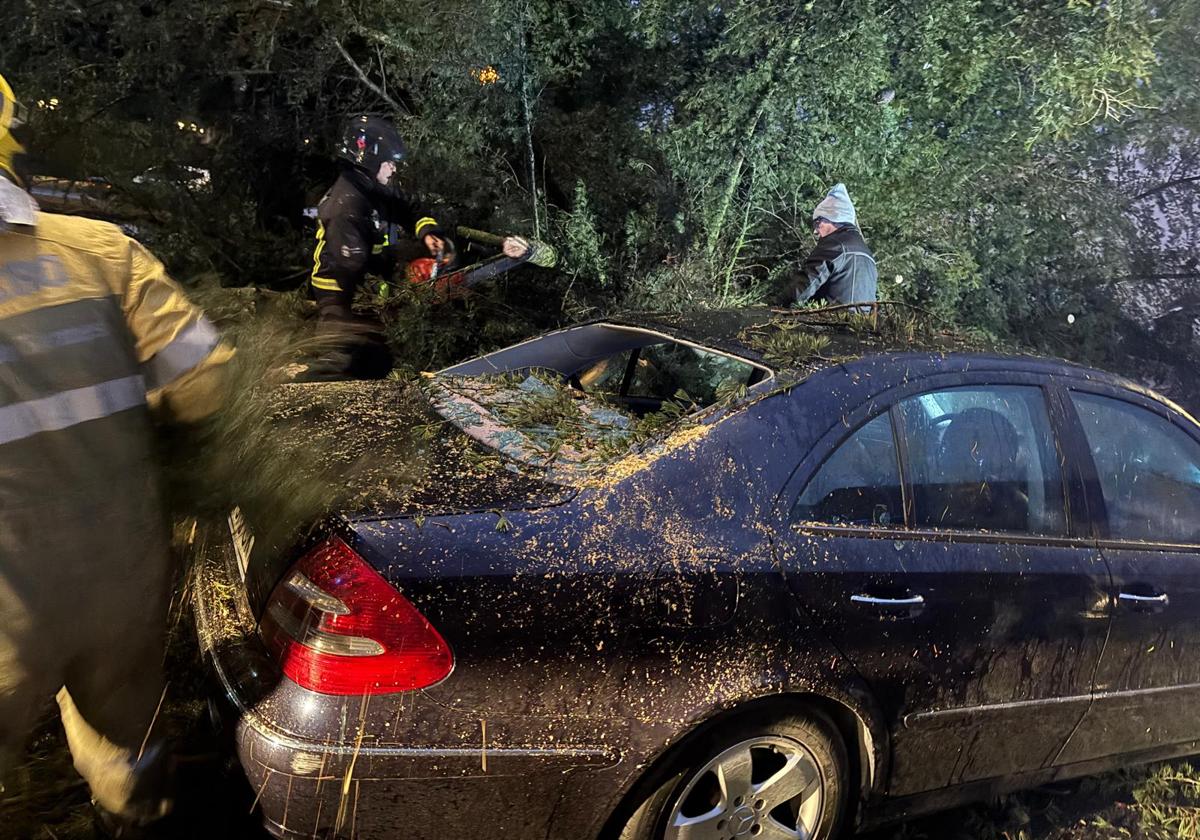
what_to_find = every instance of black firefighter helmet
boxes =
[338,115,406,176]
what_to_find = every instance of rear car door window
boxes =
[793,413,903,527]
[897,386,1066,535]
[1070,392,1200,544]
[626,342,754,406]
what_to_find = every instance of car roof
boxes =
[597,307,1193,419]
[595,308,787,365]
[596,306,1008,369]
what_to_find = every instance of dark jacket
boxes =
[310,165,442,296]
[776,225,878,307]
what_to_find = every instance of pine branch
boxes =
[1134,175,1200,201]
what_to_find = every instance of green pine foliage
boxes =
[1,0,1195,368]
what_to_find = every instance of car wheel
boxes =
[619,710,848,840]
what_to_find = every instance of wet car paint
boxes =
[1053,380,1200,766]
[772,369,1109,796]
[192,343,1200,839]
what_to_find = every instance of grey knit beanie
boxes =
[813,183,857,226]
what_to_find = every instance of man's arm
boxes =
[123,239,233,424]
[775,238,839,306]
[385,190,451,257]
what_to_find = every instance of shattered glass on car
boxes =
[425,323,771,481]
[425,372,633,471]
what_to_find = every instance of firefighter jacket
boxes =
[776,224,878,308]
[1,203,232,816]
[1,206,232,527]
[310,165,443,296]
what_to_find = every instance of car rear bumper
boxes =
[189,526,623,839]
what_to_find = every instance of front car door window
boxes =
[896,386,1067,536]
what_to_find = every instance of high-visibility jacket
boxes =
[310,165,443,295]
[1,204,233,819]
[1,208,231,442]
[1,205,232,601]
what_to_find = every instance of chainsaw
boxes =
[390,226,557,301]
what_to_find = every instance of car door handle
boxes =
[851,594,925,607]
[1118,591,1169,610]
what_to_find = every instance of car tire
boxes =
[619,709,848,840]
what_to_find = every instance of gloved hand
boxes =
[423,233,455,265]
[502,236,531,259]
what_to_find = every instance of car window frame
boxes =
[777,370,1089,548]
[1057,382,1200,550]
[892,382,1073,539]
[789,406,910,530]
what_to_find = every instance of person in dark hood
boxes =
[775,183,878,310]
[304,115,450,378]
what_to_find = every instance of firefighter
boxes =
[305,115,529,378]
[0,73,233,835]
[303,115,450,378]
[775,183,878,310]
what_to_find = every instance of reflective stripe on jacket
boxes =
[310,167,440,294]
[1,211,232,510]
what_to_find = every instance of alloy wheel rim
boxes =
[663,735,824,840]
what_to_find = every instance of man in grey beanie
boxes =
[775,183,878,309]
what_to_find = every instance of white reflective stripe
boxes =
[142,317,220,391]
[0,177,37,227]
[0,374,146,445]
[0,322,111,363]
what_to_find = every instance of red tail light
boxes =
[260,537,453,695]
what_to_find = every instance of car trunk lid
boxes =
[232,379,574,614]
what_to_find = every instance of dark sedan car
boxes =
[193,309,1200,840]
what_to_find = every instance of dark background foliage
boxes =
[2,5,1200,838]
[2,0,1197,387]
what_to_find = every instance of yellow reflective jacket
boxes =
[1,207,233,735]
[1,209,233,517]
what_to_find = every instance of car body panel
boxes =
[1054,381,1200,764]
[772,365,1112,796]
[190,316,1200,838]
[234,379,577,614]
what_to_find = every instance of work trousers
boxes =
[308,288,394,380]
[0,494,173,823]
